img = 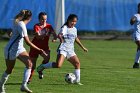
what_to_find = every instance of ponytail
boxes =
[61,21,68,28]
[14,10,26,24]
[14,10,32,24]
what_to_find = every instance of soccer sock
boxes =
[43,62,53,69]
[28,69,34,81]
[134,50,140,63]
[74,69,80,83]
[0,72,9,87]
[22,68,31,85]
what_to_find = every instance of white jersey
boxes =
[133,14,140,41]
[58,25,77,52]
[4,21,28,60]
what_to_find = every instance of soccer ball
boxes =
[65,73,76,84]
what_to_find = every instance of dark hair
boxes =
[61,14,78,28]
[38,12,47,19]
[14,10,32,24]
[138,3,140,13]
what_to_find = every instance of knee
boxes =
[26,61,32,69]
[75,62,80,68]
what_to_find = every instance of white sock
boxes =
[0,72,9,87]
[43,62,53,69]
[74,69,80,83]
[22,68,31,85]
[134,50,140,63]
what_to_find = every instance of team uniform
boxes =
[37,25,83,84]
[29,23,54,58]
[4,21,28,60]
[132,14,140,68]
[132,14,140,41]
[58,25,77,59]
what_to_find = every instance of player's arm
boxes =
[50,27,57,42]
[19,23,47,55]
[75,37,88,52]
[24,36,47,56]
[130,17,136,25]
[58,33,64,43]
[58,26,66,43]
[24,36,41,51]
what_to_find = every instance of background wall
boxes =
[0,0,139,32]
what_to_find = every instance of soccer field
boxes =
[1,40,140,93]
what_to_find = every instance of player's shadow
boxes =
[5,83,21,85]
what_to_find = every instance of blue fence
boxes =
[0,0,140,32]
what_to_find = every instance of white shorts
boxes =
[58,50,76,59]
[4,47,26,60]
[133,33,140,41]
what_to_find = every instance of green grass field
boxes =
[0,39,140,93]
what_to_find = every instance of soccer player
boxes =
[0,10,46,93]
[28,12,57,83]
[37,14,88,85]
[130,3,140,68]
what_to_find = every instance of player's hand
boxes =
[39,49,48,56]
[83,47,88,52]
[52,39,56,42]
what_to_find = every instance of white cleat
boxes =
[0,87,5,93]
[0,86,5,93]
[74,82,84,85]
[20,85,32,93]
[0,81,5,93]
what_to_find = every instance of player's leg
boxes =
[0,59,16,93]
[18,51,32,93]
[28,57,37,83]
[28,49,39,82]
[133,41,140,68]
[37,50,50,79]
[37,51,66,72]
[41,50,50,64]
[68,55,83,85]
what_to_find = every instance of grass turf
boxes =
[0,39,140,93]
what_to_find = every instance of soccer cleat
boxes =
[20,85,32,93]
[74,82,83,85]
[0,86,5,93]
[0,81,5,93]
[133,63,139,68]
[37,64,44,79]
[38,71,44,79]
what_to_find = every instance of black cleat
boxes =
[38,71,43,79]
[133,63,139,68]
[37,64,44,79]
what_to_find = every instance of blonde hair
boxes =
[14,10,32,24]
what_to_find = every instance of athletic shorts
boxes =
[133,36,140,41]
[133,33,140,41]
[58,50,76,59]
[4,46,26,60]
